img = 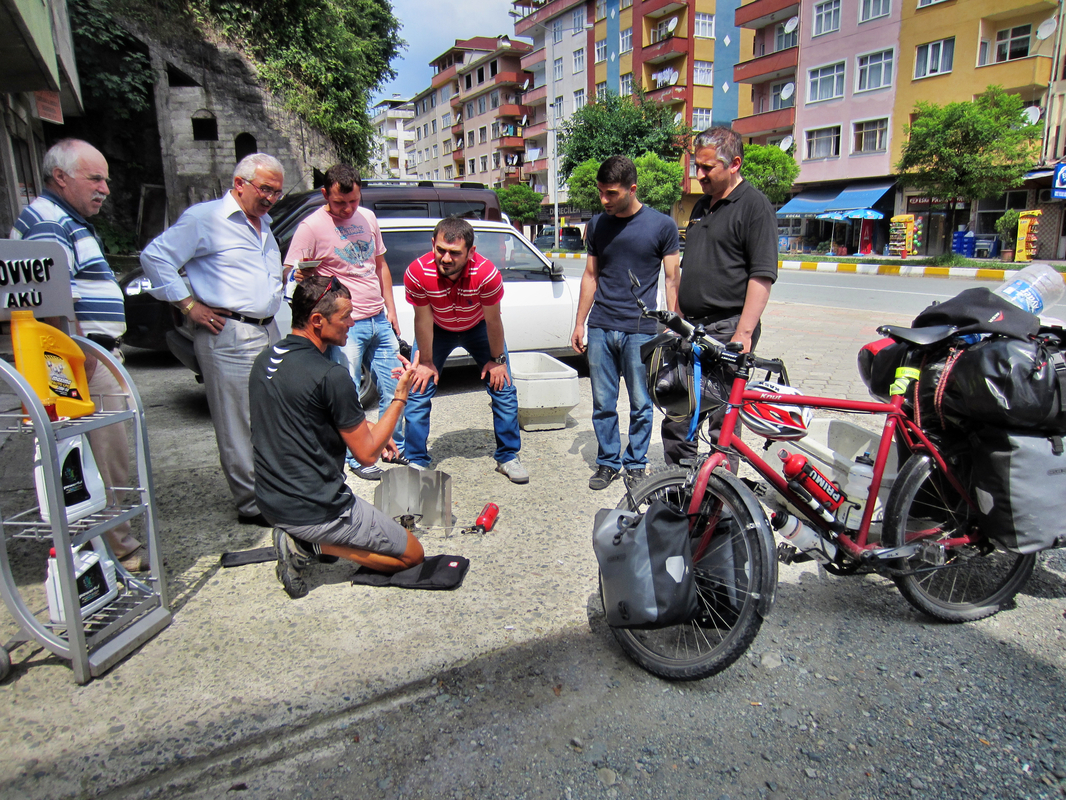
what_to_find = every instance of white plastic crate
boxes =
[510,352,579,431]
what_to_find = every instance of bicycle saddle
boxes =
[877,323,958,348]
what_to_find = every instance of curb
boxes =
[777,259,1011,280]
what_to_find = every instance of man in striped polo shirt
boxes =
[12,139,147,571]
[403,217,527,483]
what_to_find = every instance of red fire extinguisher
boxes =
[471,503,500,534]
[778,450,846,511]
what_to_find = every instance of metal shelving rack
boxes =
[0,337,170,684]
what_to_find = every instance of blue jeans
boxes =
[405,320,521,468]
[587,326,654,471]
[341,311,404,453]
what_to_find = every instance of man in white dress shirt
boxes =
[140,153,285,525]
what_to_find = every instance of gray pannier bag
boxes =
[970,428,1066,554]
[593,499,698,629]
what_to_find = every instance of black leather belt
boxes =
[86,333,123,350]
[226,312,275,326]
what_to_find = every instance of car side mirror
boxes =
[547,260,564,281]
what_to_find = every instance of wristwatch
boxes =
[178,298,196,315]
[493,354,507,365]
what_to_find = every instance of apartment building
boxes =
[369,96,416,180]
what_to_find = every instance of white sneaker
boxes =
[496,458,529,484]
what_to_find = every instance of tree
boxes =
[495,184,544,224]
[566,153,683,214]
[740,143,799,205]
[896,85,1040,235]
[558,91,691,178]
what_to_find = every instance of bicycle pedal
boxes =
[918,542,946,566]
[776,542,798,564]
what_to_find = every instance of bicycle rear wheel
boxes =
[883,454,1035,623]
[607,466,771,681]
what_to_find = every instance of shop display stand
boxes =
[0,337,170,684]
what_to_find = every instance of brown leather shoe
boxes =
[118,546,150,573]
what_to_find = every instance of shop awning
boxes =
[823,180,896,212]
[1024,169,1054,180]
[776,188,842,218]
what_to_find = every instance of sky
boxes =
[375,0,522,103]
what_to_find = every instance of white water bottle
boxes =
[994,262,1064,315]
[775,514,837,565]
[842,454,875,530]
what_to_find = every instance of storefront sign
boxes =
[0,242,75,322]
[906,196,967,211]
[1053,164,1066,200]
[33,91,63,124]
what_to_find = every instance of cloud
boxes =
[375,0,521,102]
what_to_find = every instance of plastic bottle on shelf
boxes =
[773,513,837,565]
[993,262,1065,316]
[9,310,95,418]
[33,434,107,524]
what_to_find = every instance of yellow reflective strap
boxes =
[889,366,920,396]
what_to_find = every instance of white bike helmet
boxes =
[740,381,812,440]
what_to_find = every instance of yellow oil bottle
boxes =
[10,310,95,418]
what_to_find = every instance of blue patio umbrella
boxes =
[816,211,851,221]
[844,208,884,220]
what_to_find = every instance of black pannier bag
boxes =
[857,337,910,402]
[969,428,1066,554]
[593,499,698,629]
[640,332,731,422]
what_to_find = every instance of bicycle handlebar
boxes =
[641,304,785,375]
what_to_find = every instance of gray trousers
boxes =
[194,318,279,516]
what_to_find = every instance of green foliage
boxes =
[565,160,602,211]
[68,0,154,120]
[634,152,683,213]
[495,184,544,224]
[995,208,1021,248]
[739,143,799,205]
[896,85,1040,204]
[192,0,403,164]
[93,216,138,255]
[558,91,691,178]
[567,153,682,214]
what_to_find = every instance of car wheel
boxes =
[359,370,378,408]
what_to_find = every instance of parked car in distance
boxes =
[128,218,581,405]
[533,226,583,252]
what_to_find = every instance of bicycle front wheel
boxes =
[883,454,1035,623]
[608,466,771,681]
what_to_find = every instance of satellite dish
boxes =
[454,112,462,123]
[521,114,528,126]
[674,112,683,124]
[1023,106,1041,125]
[670,71,679,85]
[784,16,799,34]
[780,82,795,100]
[1037,17,1058,40]
[779,135,794,152]
[523,79,532,90]
[667,17,678,33]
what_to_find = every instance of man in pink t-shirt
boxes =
[403,217,527,483]
[283,164,406,480]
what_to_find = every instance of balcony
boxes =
[499,136,525,149]
[494,71,525,86]
[641,0,687,19]
[642,35,688,66]
[645,83,686,105]
[498,104,530,118]
[975,55,1052,97]
[523,83,548,105]
[733,45,798,85]
[452,149,465,162]
[529,158,549,173]
[732,106,795,138]
[735,0,800,30]
[432,64,457,89]
[451,121,464,136]
[451,93,464,108]
[523,120,548,137]
[521,47,546,71]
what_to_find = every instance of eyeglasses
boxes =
[244,180,283,200]
[313,276,341,308]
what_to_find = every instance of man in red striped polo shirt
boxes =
[402,217,528,483]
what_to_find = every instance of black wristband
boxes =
[391,397,407,406]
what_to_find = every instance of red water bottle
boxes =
[778,450,846,511]
[473,502,500,534]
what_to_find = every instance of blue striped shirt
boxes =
[11,191,125,338]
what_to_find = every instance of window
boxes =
[572,8,584,31]
[770,81,794,110]
[468,158,476,174]
[191,116,218,141]
[445,165,454,179]
[596,0,605,20]
[651,18,675,44]
[914,37,954,78]
[857,49,893,91]
[553,96,563,118]
[621,0,631,7]
[853,118,888,153]
[480,155,489,172]
[456,164,464,177]
[477,66,485,84]
[595,39,607,63]
[478,96,487,115]
[860,0,889,22]
[808,62,845,102]
[479,126,487,144]
[692,107,713,129]
[468,131,475,148]
[813,0,840,36]
[431,119,437,134]
[465,74,472,90]
[466,101,475,119]
[620,27,632,53]
[423,123,429,137]
[492,121,500,138]
[917,0,944,6]
[694,13,715,38]
[554,57,564,82]
[573,48,585,73]
[553,18,563,44]
[574,88,586,110]
[432,144,439,159]
[493,153,501,169]
[620,73,633,95]
[775,22,798,51]
[442,112,451,126]
[490,90,500,109]
[694,61,714,85]
[444,139,452,153]
[806,126,841,158]
[996,25,1031,63]
[596,81,608,100]
[416,128,422,141]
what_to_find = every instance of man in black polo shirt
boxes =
[662,126,778,466]
[250,276,424,599]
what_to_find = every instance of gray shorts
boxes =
[279,497,408,557]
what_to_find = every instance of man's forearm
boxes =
[735,277,772,340]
